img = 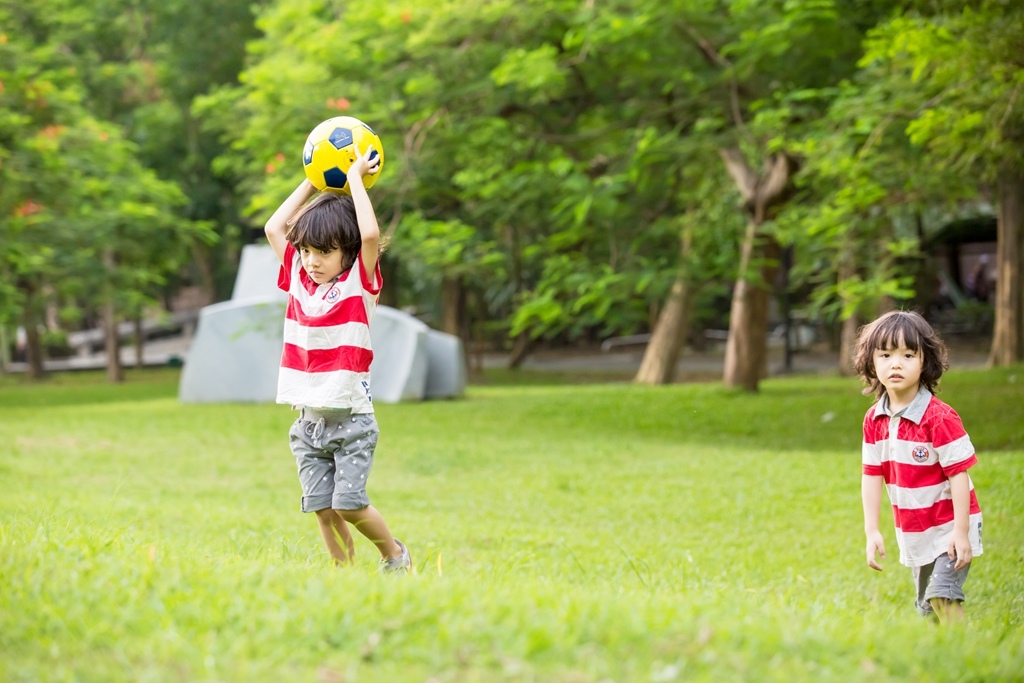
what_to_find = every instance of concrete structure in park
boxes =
[178,244,465,404]
[176,296,285,404]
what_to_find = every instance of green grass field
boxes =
[1,365,1022,682]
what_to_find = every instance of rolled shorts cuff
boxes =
[301,494,334,514]
[923,566,970,603]
[333,491,370,510]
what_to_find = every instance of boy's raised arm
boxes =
[265,179,317,265]
[346,145,381,282]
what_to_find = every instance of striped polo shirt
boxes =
[275,242,381,412]
[862,386,983,567]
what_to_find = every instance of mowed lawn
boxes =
[1,365,1022,682]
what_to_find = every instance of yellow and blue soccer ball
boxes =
[302,116,384,194]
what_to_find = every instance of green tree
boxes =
[0,6,98,375]
[860,2,1024,365]
[0,1,215,379]
[210,0,744,373]
[32,0,262,303]
[213,0,1016,390]
[778,71,970,375]
[673,0,895,390]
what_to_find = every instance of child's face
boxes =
[299,245,344,284]
[872,337,923,398]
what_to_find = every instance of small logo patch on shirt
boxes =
[325,286,340,304]
[911,445,930,462]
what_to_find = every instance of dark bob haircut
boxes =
[286,192,362,272]
[852,310,949,399]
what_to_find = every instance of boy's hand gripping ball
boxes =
[302,116,384,194]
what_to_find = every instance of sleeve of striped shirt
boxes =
[277,243,297,292]
[861,406,883,476]
[932,404,977,477]
[355,251,382,295]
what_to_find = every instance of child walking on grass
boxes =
[264,144,410,573]
[854,310,982,622]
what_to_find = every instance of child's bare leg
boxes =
[338,505,401,559]
[332,510,355,561]
[314,508,355,565]
[929,598,965,624]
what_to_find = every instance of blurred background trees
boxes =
[2,0,1020,388]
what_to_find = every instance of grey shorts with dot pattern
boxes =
[289,409,379,513]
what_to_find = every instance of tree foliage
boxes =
[0,1,219,376]
[4,0,1022,381]
[788,1,1024,367]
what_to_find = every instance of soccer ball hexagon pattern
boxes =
[302,116,384,194]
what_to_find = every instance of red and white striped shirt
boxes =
[275,243,381,412]
[862,387,983,567]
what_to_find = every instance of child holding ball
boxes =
[264,143,410,573]
[854,310,982,622]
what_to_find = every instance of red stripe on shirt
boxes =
[943,454,978,478]
[871,455,979,488]
[281,344,374,373]
[894,499,953,532]
[278,243,297,292]
[285,296,368,327]
[879,460,949,489]
[893,490,981,532]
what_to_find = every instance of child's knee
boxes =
[336,505,369,522]
[314,507,336,524]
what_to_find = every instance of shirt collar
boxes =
[873,385,932,424]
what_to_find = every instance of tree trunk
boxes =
[103,250,124,383]
[723,223,780,390]
[19,284,46,379]
[440,273,465,336]
[24,320,46,379]
[134,316,145,369]
[192,242,218,305]
[468,290,489,379]
[440,273,472,375]
[104,301,124,383]
[838,315,859,376]
[507,332,534,369]
[836,242,858,376]
[378,257,398,308]
[988,165,1024,366]
[0,325,10,374]
[635,228,694,385]
[719,149,794,392]
[634,275,691,384]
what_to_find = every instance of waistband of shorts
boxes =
[297,406,355,422]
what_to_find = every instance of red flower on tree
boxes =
[14,200,43,217]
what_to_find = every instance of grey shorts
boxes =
[914,553,971,617]
[289,408,379,513]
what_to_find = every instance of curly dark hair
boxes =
[852,310,949,400]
